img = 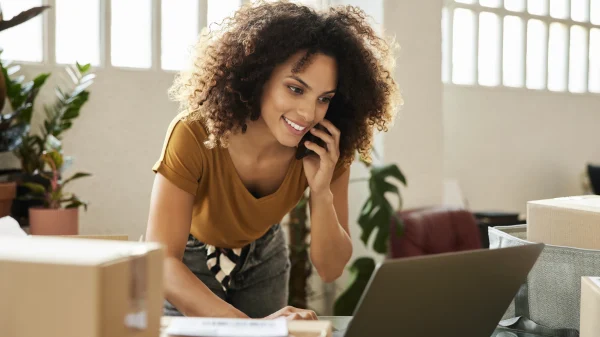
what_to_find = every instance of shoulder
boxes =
[166,112,209,147]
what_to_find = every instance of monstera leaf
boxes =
[333,163,407,316]
[333,257,376,316]
[357,163,407,254]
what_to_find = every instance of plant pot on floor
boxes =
[29,207,78,235]
[0,181,17,217]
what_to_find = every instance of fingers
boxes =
[318,119,341,143]
[263,306,317,321]
[304,140,328,158]
[309,128,336,155]
[319,119,341,149]
[284,311,318,321]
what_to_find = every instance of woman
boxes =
[145,0,401,320]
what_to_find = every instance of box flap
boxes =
[0,236,162,266]
[528,195,600,213]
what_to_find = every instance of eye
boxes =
[288,86,303,94]
[319,96,333,104]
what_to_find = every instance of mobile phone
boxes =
[295,123,330,160]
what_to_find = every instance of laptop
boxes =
[331,243,544,337]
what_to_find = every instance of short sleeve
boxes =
[152,117,205,196]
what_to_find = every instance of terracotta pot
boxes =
[0,181,17,217]
[29,207,79,235]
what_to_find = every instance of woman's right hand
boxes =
[262,306,318,320]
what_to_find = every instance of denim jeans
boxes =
[163,223,291,318]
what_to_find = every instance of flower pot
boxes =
[29,207,79,235]
[0,181,17,217]
[10,172,50,227]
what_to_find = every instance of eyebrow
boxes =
[287,75,336,95]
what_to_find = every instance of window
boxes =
[161,0,200,71]
[208,0,242,30]
[0,0,44,62]
[1,0,379,72]
[111,0,152,68]
[55,0,101,66]
[442,0,600,94]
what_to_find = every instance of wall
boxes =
[444,85,600,215]
[2,65,179,240]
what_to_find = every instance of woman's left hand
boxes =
[302,119,340,196]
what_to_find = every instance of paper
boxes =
[165,317,288,337]
[591,277,600,289]
[0,216,27,237]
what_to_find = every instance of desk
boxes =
[161,316,547,337]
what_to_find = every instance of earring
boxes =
[242,123,247,133]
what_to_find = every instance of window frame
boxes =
[443,0,600,94]
[12,0,332,72]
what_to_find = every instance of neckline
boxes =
[223,147,298,202]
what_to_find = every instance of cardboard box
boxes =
[0,235,164,337]
[527,195,600,249]
[581,276,600,337]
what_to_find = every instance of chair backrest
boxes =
[489,225,600,330]
[588,164,600,195]
[389,206,481,258]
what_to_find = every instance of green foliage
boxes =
[333,161,407,316]
[0,58,96,174]
[333,257,376,316]
[22,150,90,210]
[358,164,407,254]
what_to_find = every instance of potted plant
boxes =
[0,4,50,217]
[22,149,90,235]
[285,152,407,314]
[333,163,406,315]
[0,58,95,226]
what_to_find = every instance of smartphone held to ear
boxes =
[295,124,330,160]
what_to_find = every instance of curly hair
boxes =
[168,0,403,165]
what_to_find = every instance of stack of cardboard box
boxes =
[526,195,600,337]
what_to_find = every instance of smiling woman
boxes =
[145,0,402,321]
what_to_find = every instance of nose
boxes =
[297,100,316,124]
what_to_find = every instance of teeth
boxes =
[283,117,306,131]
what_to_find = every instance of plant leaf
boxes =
[22,182,47,196]
[62,172,91,186]
[7,65,20,76]
[0,6,51,32]
[391,213,405,237]
[32,73,50,88]
[372,209,391,254]
[371,164,407,186]
[77,63,91,74]
[357,197,374,227]
[62,107,79,119]
[333,257,376,316]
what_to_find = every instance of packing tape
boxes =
[125,248,148,330]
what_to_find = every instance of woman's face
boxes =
[259,50,338,148]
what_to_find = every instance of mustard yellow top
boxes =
[153,114,348,249]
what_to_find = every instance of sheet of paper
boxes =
[165,317,288,337]
[591,277,600,289]
[0,216,27,237]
